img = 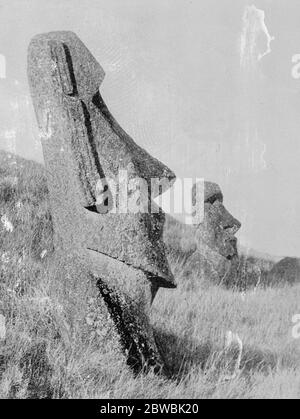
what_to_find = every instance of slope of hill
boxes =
[238,245,282,263]
[1,151,300,399]
[268,258,300,286]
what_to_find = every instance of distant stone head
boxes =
[181,181,241,287]
[192,181,241,261]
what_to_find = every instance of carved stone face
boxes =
[27,31,176,289]
[193,181,241,260]
[27,31,176,373]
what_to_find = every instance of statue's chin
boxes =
[197,231,238,261]
[216,240,239,261]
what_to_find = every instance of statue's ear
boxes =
[50,41,77,96]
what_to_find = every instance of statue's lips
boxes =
[226,253,237,261]
[86,247,177,289]
[222,236,238,260]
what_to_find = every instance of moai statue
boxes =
[27,31,176,374]
[184,181,241,286]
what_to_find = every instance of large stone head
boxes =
[27,31,176,289]
[27,31,178,372]
[192,181,241,261]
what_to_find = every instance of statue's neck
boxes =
[196,241,231,276]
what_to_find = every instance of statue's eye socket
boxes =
[51,42,78,96]
[205,193,223,205]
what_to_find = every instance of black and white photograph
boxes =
[0,0,300,402]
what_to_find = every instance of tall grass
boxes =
[0,151,300,399]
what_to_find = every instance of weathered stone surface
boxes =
[185,181,241,286]
[192,181,241,260]
[27,31,176,373]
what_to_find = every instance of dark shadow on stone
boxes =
[96,278,163,376]
[80,100,113,213]
[62,44,78,96]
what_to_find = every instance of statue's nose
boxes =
[221,206,241,234]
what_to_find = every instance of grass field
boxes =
[0,151,300,399]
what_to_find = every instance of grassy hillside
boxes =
[0,151,300,399]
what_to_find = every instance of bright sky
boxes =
[0,0,300,257]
